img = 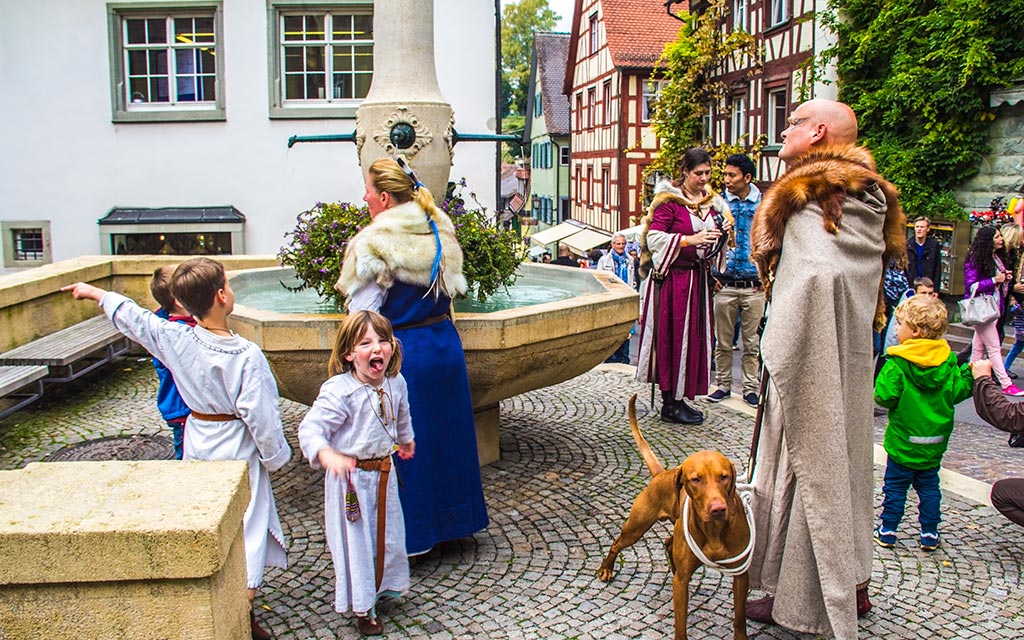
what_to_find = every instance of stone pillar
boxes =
[0,460,251,639]
[355,0,454,201]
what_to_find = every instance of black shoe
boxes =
[1011,371,1020,379]
[661,401,703,424]
[743,392,759,408]
[706,388,731,402]
[1009,433,1024,448]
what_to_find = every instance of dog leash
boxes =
[680,491,756,576]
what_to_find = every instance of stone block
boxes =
[0,460,251,639]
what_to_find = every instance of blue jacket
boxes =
[153,308,195,421]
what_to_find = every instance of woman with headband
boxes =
[336,158,488,557]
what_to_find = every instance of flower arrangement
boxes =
[970,195,1017,227]
[278,180,525,307]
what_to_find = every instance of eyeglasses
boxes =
[786,116,810,127]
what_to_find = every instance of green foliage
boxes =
[647,0,759,181]
[278,183,525,307]
[501,113,526,162]
[820,0,1024,220]
[501,0,559,117]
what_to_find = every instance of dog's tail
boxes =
[628,393,665,477]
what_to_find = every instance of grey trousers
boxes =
[713,285,765,395]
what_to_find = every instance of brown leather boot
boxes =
[251,610,272,640]
[745,595,775,624]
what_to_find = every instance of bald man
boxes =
[745,99,906,639]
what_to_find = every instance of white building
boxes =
[0,0,499,269]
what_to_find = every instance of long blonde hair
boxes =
[367,158,440,220]
[327,310,402,378]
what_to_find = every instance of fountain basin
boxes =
[228,263,639,464]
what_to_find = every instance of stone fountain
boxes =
[248,0,639,464]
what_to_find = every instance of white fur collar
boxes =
[335,200,468,298]
[654,179,683,198]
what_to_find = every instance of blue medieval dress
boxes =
[337,199,489,555]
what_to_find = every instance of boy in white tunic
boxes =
[298,310,415,637]
[63,257,290,640]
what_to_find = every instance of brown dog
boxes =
[598,394,751,640]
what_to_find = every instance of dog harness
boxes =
[680,490,756,577]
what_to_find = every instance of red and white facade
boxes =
[699,0,837,182]
[563,0,682,232]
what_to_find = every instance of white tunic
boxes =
[99,292,291,588]
[297,372,414,615]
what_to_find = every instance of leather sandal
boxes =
[356,616,384,636]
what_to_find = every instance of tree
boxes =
[821,0,1024,219]
[501,0,559,117]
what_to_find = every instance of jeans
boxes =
[167,420,185,460]
[972,319,1012,388]
[1005,340,1024,372]
[880,459,941,533]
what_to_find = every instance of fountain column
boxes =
[355,0,454,201]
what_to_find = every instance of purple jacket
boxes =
[964,257,1006,311]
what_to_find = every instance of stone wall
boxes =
[955,102,1024,212]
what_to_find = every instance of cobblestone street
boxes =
[0,360,1021,639]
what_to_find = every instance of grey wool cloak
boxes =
[747,145,906,639]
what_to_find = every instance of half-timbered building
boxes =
[694,0,837,182]
[525,32,572,228]
[563,0,682,232]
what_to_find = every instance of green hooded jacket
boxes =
[874,338,973,470]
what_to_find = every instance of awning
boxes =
[98,206,245,225]
[529,221,587,245]
[619,224,645,242]
[561,228,613,253]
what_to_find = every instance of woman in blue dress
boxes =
[336,157,489,555]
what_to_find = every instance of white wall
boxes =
[0,0,498,261]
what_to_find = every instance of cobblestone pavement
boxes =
[1,360,1022,639]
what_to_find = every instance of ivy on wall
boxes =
[820,0,1024,220]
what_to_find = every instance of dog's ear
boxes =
[726,458,736,495]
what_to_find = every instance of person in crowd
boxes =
[964,226,1023,396]
[635,147,732,425]
[745,99,906,638]
[999,222,1024,348]
[149,265,195,460]
[541,251,552,264]
[63,258,291,640]
[972,359,1024,510]
[708,153,764,408]
[873,295,973,552]
[550,245,578,267]
[336,157,488,556]
[298,310,415,637]
[904,216,942,286]
[598,232,637,364]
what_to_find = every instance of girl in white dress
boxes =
[298,310,415,636]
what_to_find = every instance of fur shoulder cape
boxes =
[750,144,907,328]
[335,200,468,299]
[638,180,733,280]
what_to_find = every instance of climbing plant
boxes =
[646,0,760,183]
[819,0,1024,220]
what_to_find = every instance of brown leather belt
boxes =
[357,456,393,590]
[393,314,447,331]
[190,411,239,421]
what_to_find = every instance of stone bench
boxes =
[0,460,251,639]
[0,365,48,420]
[0,315,131,382]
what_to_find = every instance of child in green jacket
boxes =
[874,294,973,551]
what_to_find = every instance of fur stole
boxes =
[335,200,468,299]
[749,144,907,329]
[638,180,733,280]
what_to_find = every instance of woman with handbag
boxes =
[964,226,1024,395]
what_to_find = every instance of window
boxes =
[269,2,373,119]
[602,81,612,125]
[642,80,663,123]
[560,197,570,221]
[767,89,788,144]
[730,96,747,144]
[587,88,596,129]
[589,13,599,55]
[702,104,715,143]
[769,0,787,27]
[2,221,51,268]
[602,169,610,208]
[107,5,225,122]
[587,166,594,204]
[534,92,543,117]
[733,0,748,31]
[575,92,583,129]
[560,146,570,166]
